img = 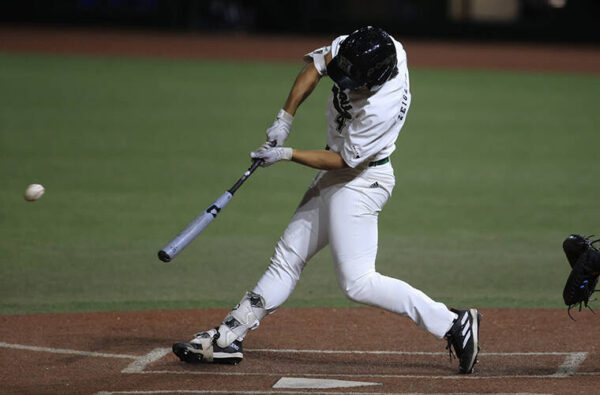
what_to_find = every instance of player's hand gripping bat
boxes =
[158,144,274,262]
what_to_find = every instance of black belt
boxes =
[368,157,390,167]
[325,145,389,167]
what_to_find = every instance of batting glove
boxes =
[250,146,293,167]
[266,109,294,147]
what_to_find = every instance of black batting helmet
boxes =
[327,26,397,90]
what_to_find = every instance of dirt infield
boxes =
[1,25,599,73]
[1,308,599,394]
[1,26,599,394]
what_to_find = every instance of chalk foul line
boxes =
[246,348,581,356]
[122,348,171,373]
[552,352,588,377]
[0,341,592,378]
[98,391,392,395]
[0,341,136,359]
[97,391,551,395]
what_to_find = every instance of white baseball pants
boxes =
[253,162,456,339]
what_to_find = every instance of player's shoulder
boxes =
[303,34,347,66]
[389,35,407,66]
[330,35,348,57]
[348,79,407,124]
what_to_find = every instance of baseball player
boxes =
[173,26,482,374]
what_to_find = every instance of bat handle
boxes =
[228,140,275,195]
[229,159,262,195]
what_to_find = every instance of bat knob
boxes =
[158,250,172,262]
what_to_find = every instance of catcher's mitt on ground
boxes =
[562,234,600,320]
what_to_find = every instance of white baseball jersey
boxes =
[303,35,411,168]
[249,33,457,341]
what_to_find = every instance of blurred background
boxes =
[0,1,598,315]
[1,0,599,43]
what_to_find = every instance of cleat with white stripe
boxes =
[172,328,243,365]
[445,308,481,374]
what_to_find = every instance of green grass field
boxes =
[1,53,599,314]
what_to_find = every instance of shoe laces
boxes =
[445,338,457,361]
[444,316,463,361]
[193,328,219,340]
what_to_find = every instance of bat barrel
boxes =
[158,249,172,262]
[157,157,266,262]
[158,191,233,262]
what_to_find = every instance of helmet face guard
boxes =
[327,26,397,91]
[327,55,367,90]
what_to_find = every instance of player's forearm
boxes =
[291,149,348,170]
[283,64,321,116]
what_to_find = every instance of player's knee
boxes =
[343,287,364,304]
[339,273,375,304]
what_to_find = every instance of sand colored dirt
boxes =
[1,25,599,73]
[1,308,599,394]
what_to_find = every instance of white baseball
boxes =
[24,184,45,201]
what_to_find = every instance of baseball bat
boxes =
[157,159,263,262]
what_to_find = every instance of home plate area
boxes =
[1,308,599,393]
[1,341,597,394]
[99,345,598,394]
[99,344,594,393]
[117,346,595,389]
[137,347,588,378]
